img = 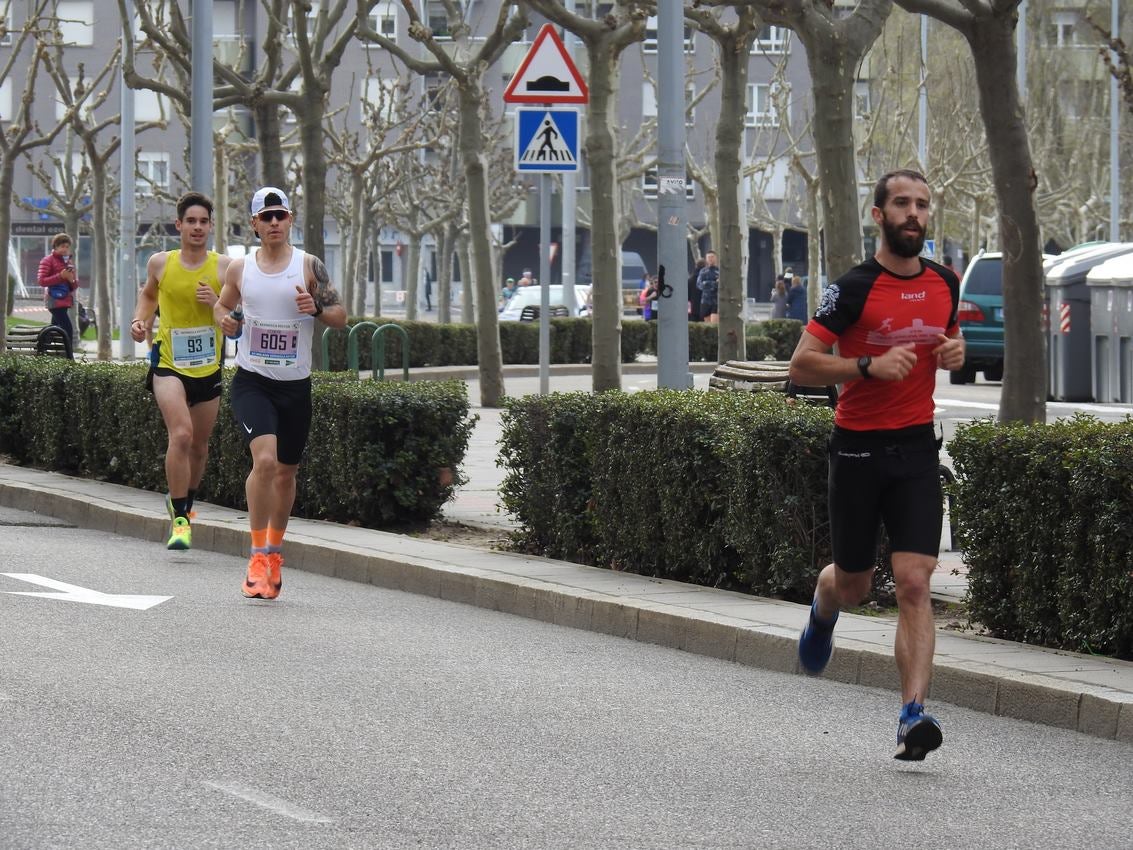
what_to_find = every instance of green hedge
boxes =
[950,416,1133,658]
[0,356,474,528]
[500,390,868,602]
[319,316,801,370]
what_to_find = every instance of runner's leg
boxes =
[152,374,193,508]
[891,551,937,704]
[187,395,220,493]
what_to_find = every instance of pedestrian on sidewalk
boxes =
[214,186,347,600]
[788,168,965,761]
[37,232,78,348]
[131,192,232,551]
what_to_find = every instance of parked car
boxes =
[498,284,591,321]
[952,252,1004,384]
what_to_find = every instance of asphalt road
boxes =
[1,505,1131,849]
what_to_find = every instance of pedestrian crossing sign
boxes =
[515,108,579,173]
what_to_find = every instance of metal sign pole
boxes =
[540,171,551,394]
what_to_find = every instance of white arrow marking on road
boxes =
[1,573,172,610]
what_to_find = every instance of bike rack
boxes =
[320,322,409,381]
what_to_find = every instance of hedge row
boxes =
[949,416,1133,658]
[321,317,803,371]
[498,390,894,602]
[0,356,475,528]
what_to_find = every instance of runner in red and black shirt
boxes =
[788,169,966,762]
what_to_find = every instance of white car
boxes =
[499,284,591,321]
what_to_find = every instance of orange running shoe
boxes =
[267,552,284,595]
[241,553,277,599]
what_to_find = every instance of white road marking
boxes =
[936,397,1133,416]
[205,781,335,823]
[1,573,171,610]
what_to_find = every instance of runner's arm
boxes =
[130,253,165,342]
[303,255,347,329]
[214,258,244,336]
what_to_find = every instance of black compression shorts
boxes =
[827,424,942,573]
[147,366,222,407]
[228,367,313,466]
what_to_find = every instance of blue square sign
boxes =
[515,108,579,173]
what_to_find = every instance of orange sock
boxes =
[267,527,285,551]
[250,528,268,552]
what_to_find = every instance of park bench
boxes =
[709,359,837,406]
[4,324,73,359]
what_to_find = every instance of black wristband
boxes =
[857,355,872,379]
[312,301,323,318]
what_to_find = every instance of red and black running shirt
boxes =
[805,257,960,431]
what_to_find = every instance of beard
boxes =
[881,213,926,258]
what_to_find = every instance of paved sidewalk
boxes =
[1,460,1131,744]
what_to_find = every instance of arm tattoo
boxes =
[311,256,341,307]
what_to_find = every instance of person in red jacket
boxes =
[37,233,78,345]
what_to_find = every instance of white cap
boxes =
[250,186,290,216]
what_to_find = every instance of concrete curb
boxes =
[1,468,1131,744]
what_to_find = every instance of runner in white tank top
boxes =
[213,186,347,601]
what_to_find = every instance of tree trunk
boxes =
[89,159,112,361]
[806,181,822,312]
[256,101,287,188]
[437,220,455,324]
[715,38,750,363]
[299,102,328,261]
[585,39,623,391]
[458,232,474,325]
[0,158,14,337]
[803,43,865,281]
[403,237,420,322]
[344,173,366,313]
[968,19,1046,423]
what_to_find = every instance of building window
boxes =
[749,158,789,201]
[56,1,94,46]
[853,81,871,120]
[425,72,447,112]
[0,79,11,122]
[134,89,168,123]
[288,1,320,37]
[1048,11,1078,48]
[362,76,398,124]
[1,8,12,46]
[746,83,781,128]
[427,1,456,40]
[137,152,169,195]
[54,152,86,193]
[643,16,694,53]
[642,82,696,126]
[368,2,396,42]
[643,168,694,200]
[752,25,789,55]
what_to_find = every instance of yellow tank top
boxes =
[156,250,223,377]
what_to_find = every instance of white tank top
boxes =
[234,247,313,381]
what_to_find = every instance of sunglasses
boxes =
[256,209,290,222]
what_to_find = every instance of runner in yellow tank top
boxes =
[130,192,233,551]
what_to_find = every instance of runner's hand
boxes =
[869,343,918,381]
[196,283,218,306]
[295,285,316,315]
[933,333,966,371]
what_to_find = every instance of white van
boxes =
[499,284,591,321]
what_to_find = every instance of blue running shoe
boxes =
[798,601,837,674]
[895,700,943,761]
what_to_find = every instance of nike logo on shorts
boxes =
[243,423,253,434]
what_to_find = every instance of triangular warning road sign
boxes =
[503,23,589,105]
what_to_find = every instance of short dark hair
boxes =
[176,191,214,221]
[51,232,72,249]
[873,169,928,209]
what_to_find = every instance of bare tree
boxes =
[357,0,527,407]
[0,1,94,333]
[896,0,1046,424]
[526,0,647,392]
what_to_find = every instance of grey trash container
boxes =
[1087,253,1133,402]
[1045,243,1133,402]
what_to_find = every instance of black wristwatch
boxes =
[312,301,324,318]
[857,355,873,379]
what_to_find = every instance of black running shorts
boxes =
[147,367,223,407]
[228,367,313,466]
[827,424,942,573]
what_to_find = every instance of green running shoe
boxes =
[167,516,192,550]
